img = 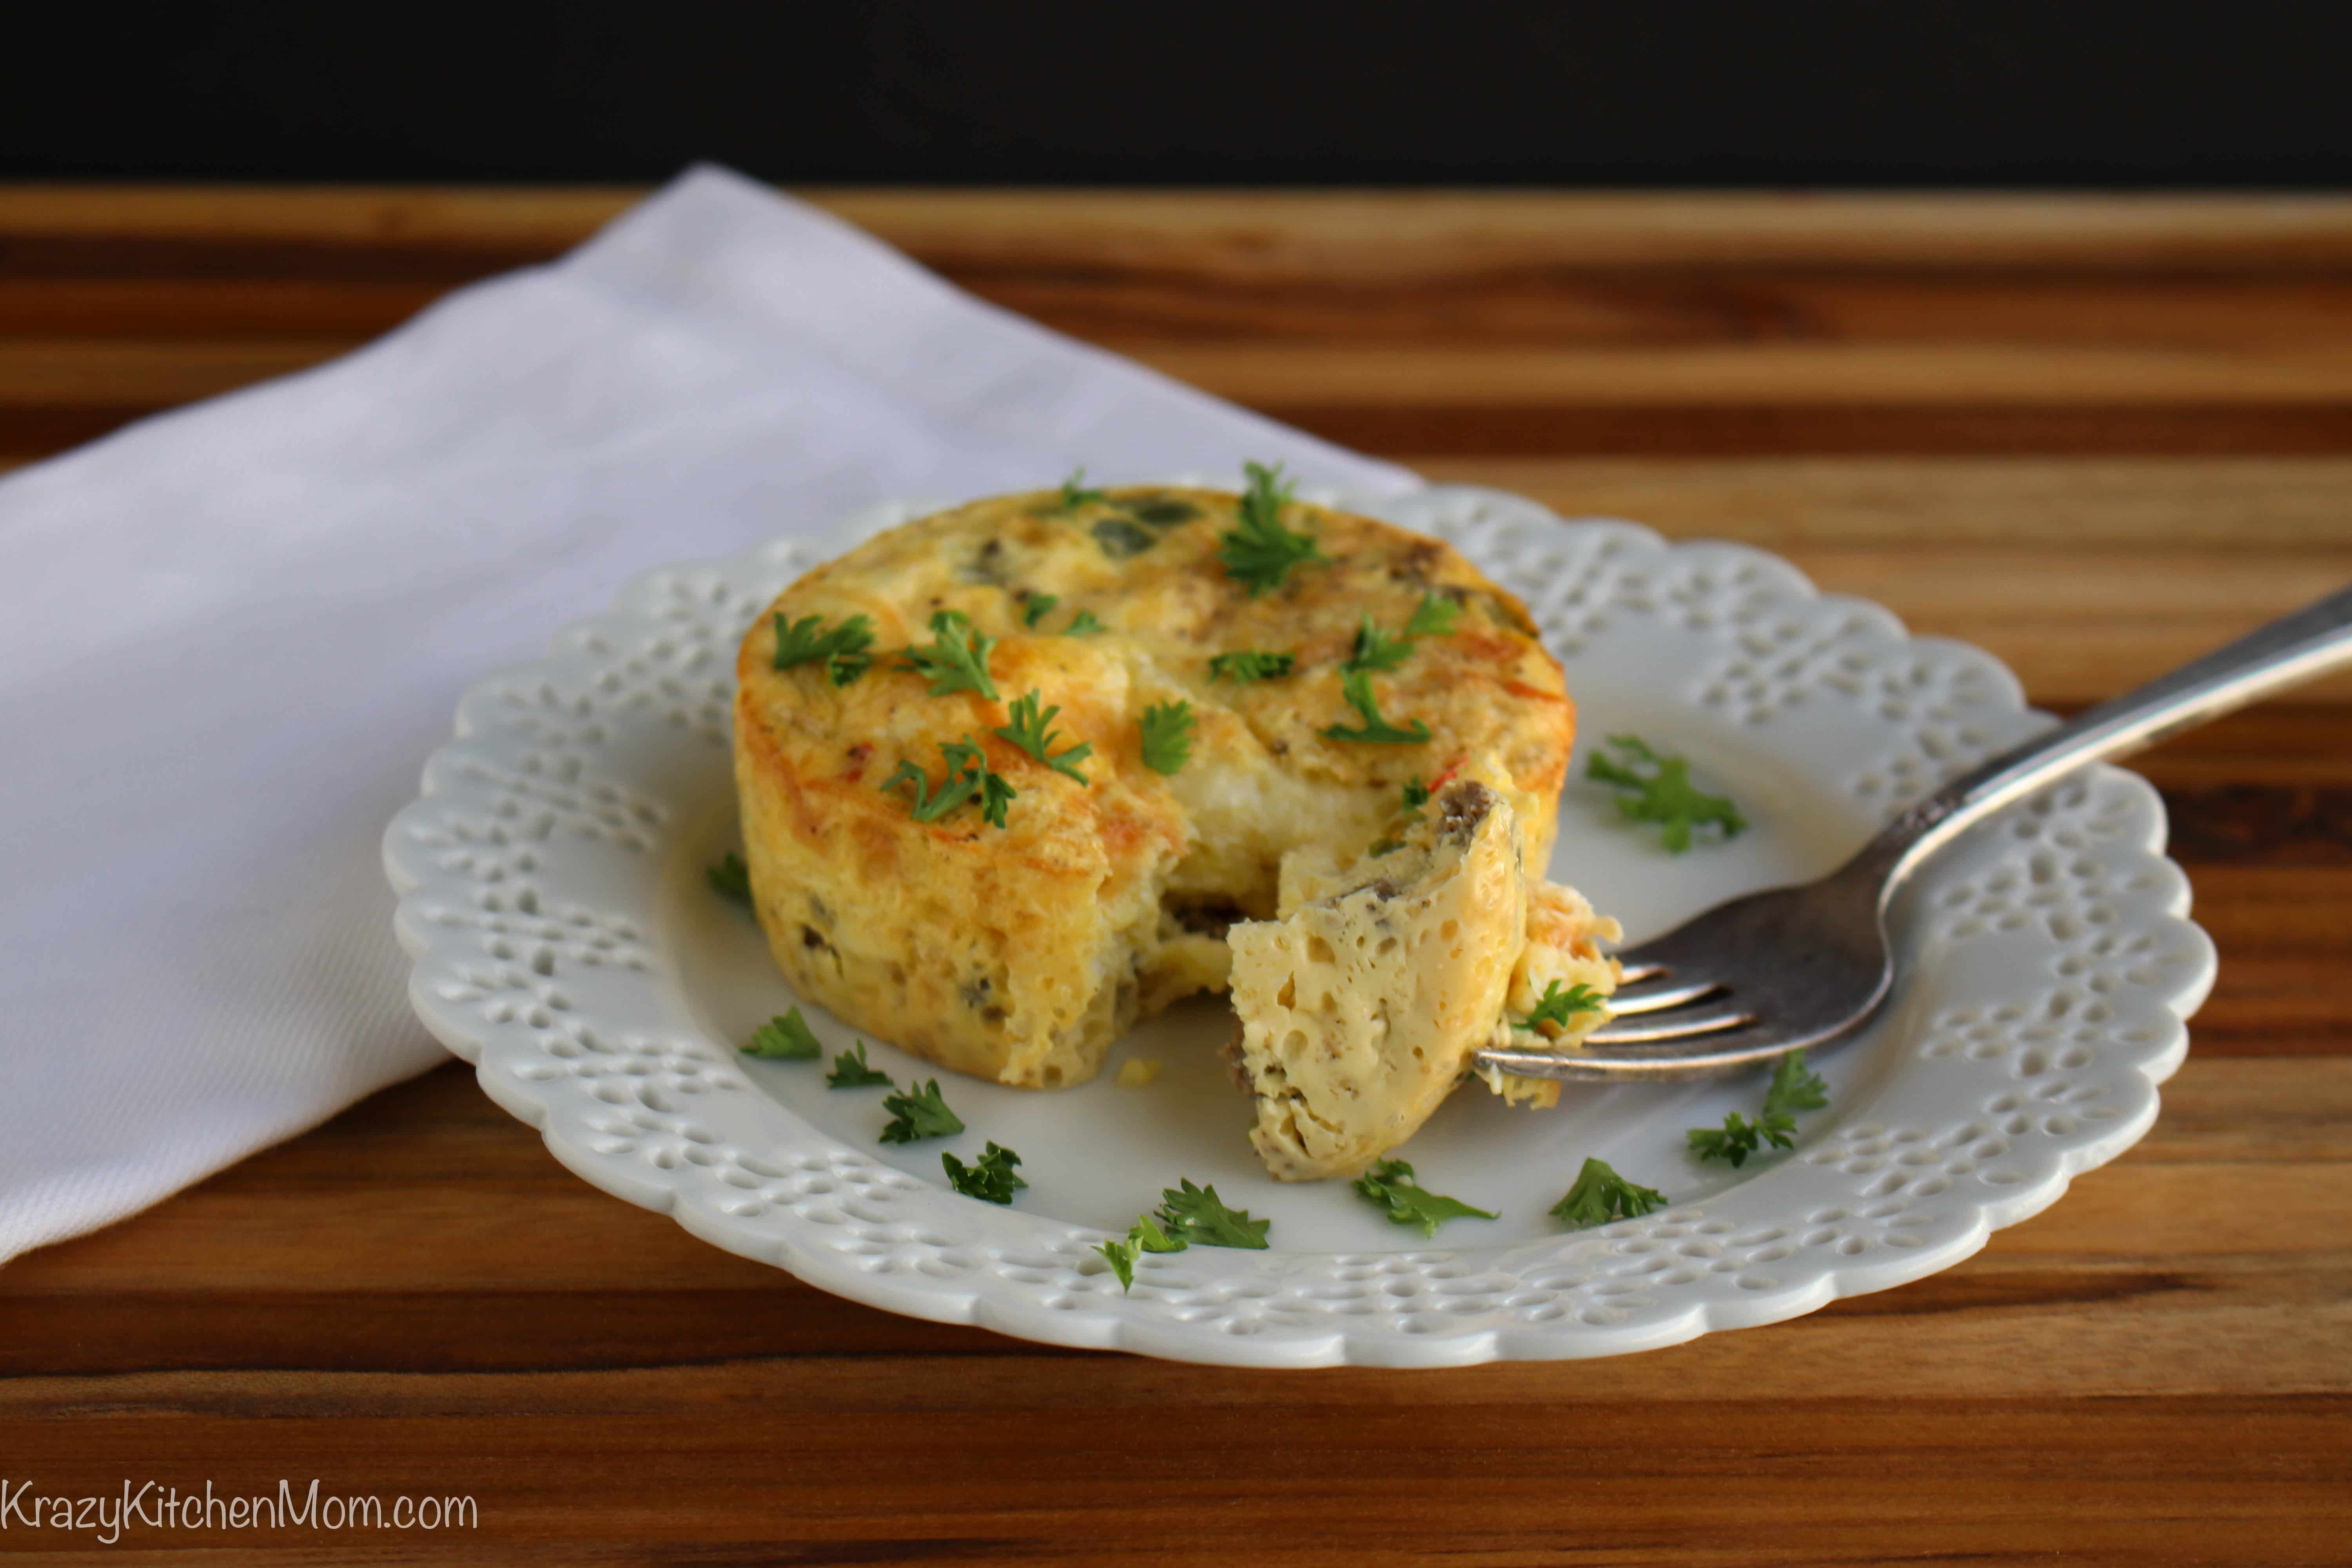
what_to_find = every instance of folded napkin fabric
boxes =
[0,165,1415,1263]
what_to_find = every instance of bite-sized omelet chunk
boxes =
[1226,780,1531,1181]
[1227,778,1625,1177]
[733,482,1577,1096]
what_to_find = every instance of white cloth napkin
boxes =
[0,165,1415,1263]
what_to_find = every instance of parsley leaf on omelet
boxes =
[896,610,1000,701]
[1217,461,1325,597]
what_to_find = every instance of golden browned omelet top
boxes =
[736,484,1572,898]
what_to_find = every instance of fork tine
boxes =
[1614,960,1670,985]
[1601,977,1725,1016]
[1585,1004,1758,1045]
[1475,1025,1802,1082]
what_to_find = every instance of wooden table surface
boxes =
[4,187,2348,1564]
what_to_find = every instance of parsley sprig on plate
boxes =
[1321,669,1430,744]
[1550,1158,1666,1229]
[1688,1052,1830,1167]
[879,1078,965,1144]
[825,1042,894,1089]
[1351,1159,1497,1237]
[1155,1178,1270,1249]
[993,691,1093,784]
[1094,1211,1188,1292]
[895,609,1000,701]
[880,736,1018,828]
[1217,461,1326,597]
[741,1008,822,1060]
[1093,1179,1269,1291]
[706,851,752,906]
[771,611,876,686]
[1589,734,1747,853]
[941,1142,1027,1204]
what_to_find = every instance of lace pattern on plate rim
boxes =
[383,485,2215,1367]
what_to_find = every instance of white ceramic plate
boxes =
[383,484,2215,1368]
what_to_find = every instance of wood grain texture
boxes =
[2,187,2348,1564]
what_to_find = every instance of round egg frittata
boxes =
[731,477,1575,1094]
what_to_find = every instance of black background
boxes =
[5,2,2348,185]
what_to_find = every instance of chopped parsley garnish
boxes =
[742,1008,822,1060]
[941,1142,1027,1204]
[1094,1211,1188,1291]
[1056,467,1107,511]
[1549,1157,1666,1229]
[1589,734,1747,853]
[1208,649,1296,683]
[948,738,1018,828]
[771,611,876,686]
[1139,701,1196,774]
[1688,1051,1829,1167]
[1350,1158,1497,1238]
[880,736,1018,829]
[1153,1177,1270,1249]
[1518,979,1607,1032]
[895,609,1000,701]
[880,756,974,824]
[825,1041,894,1088]
[1022,593,1059,629]
[1321,669,1430,744]
[1404,594,1461,639]
[1765,1049,1831,1117]
[1217,460,1326,597]
[1065,609,1106,635]
[1096,1176,1275,1287]
[1345,613,1416,675]
[1345,594,1458,675]
[1686,1112,1788,1168]
[1095,1234,1137,1289]
[879,1078,965,1143]
[993,690,1094,783]
[706,851,752,906]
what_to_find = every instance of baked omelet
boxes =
[733,480,1576,1106]
[1226,780,1623,1179]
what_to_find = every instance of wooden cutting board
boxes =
[2,187,2346,1565]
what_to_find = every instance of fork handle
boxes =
[1853,581,2352,901]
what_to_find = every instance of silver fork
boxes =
[1473,583,2352,1084]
